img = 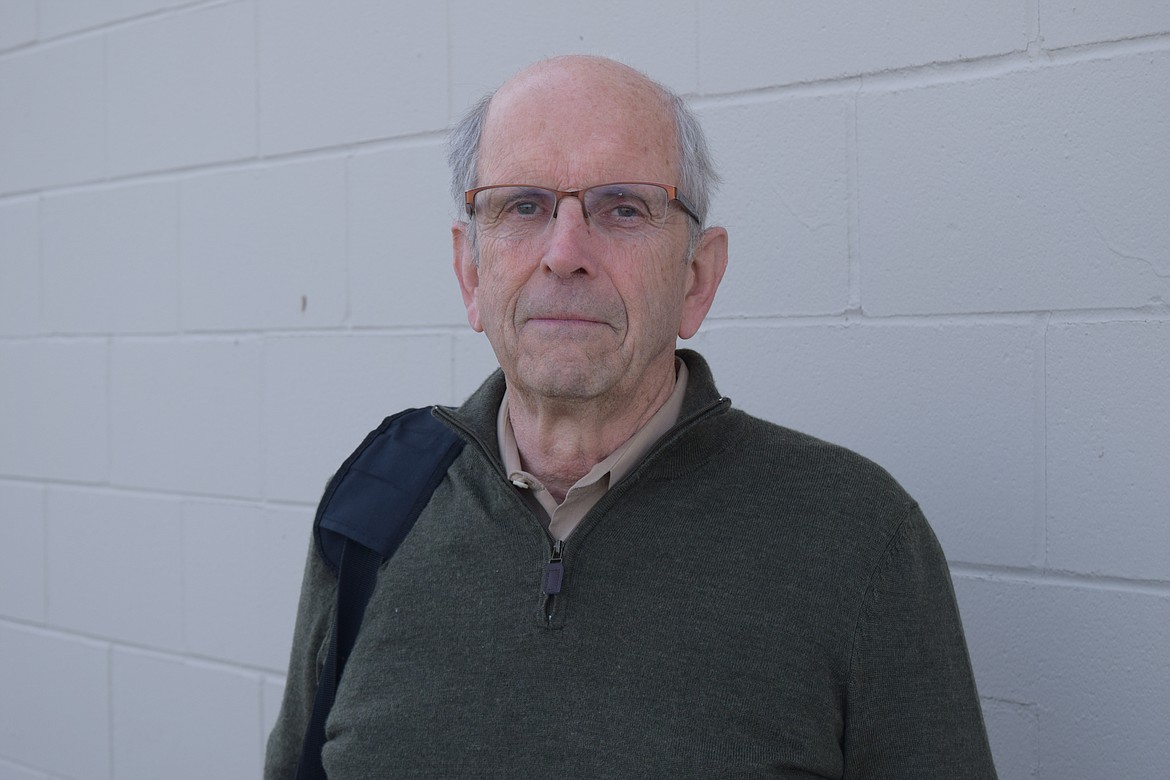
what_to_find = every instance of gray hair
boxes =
[447,75,719,256]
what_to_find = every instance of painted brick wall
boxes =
[1,2,1167,778]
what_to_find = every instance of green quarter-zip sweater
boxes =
[266,350,997,779]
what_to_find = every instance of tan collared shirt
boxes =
[498,360,689,541]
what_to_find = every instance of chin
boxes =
[515,355,616,401]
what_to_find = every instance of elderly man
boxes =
[266,56,996,778]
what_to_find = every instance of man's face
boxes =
[453,61,724,408]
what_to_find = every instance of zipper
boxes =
[541,539,565,626]
[435,395,730,628]
[433,407,570,627]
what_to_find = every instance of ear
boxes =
[452,220,484,332]
[678,227,728,340]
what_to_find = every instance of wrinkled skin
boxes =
[452,56,728,494]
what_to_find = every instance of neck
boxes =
[506,360,678,502]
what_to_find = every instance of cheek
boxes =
[617,260,689,334]
[474,277,509,329]
[473,257,529,328]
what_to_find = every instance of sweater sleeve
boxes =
[842,506,997,779]
[263,532,337,780]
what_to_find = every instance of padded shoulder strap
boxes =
[313,406,465,573]
[296,407,465,780]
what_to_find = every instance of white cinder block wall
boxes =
[1,2,1167,778]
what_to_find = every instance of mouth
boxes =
[521,312,617,337]
[517,293,622,332]
[525,316,609,331]
[528,314,605,324]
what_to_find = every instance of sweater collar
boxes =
[439,349,726,468]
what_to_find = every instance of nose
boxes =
[541,195,596,279]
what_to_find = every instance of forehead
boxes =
[477,62,680,188]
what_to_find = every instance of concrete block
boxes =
[0,625,109,780]
[0,483,44,623]
[106,2,256,175]
[262,676,286,746]
[38,0,191,38]
[111,649,262,780]
[953,576,1170,778]
[951,576,1042,705]
[0,757,51,780]
[42,181,180,335]
[1032,585,1170,778]
[0,198,39,336]
[258,0,447,153]
[110,338,262,497]
[180,159,347,331]
[453,332,501,404]
[448,0,697,112]
[45,488,183,649]
[858,51,1170,315]
[1046,321,1170,580]
[182,501,310,671]
[699,96,851,317]
[0,1,36,52]
[1040,0,1170,49]
[696,321,1039,566]
[981,699,1040,780]
[262,333,452,502]
[0,340,107,482]
[348,144,468,327]
[698,0,1028,93]
[0,38,104,194]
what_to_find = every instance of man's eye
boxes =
[500,197,549,220]
[600,199,651,223]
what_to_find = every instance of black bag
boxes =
[295,407,464,780]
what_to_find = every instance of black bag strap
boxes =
[295,407,464,780]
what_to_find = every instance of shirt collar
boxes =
[498,358,689,505]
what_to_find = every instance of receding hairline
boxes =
[493,54,673,102]
[479,55,680,172]
[449,54,719,247]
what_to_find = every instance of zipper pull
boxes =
[542,539,565,596]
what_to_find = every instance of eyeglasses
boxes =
[464,182,699,239]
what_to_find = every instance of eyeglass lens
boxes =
[473,183,674,237]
